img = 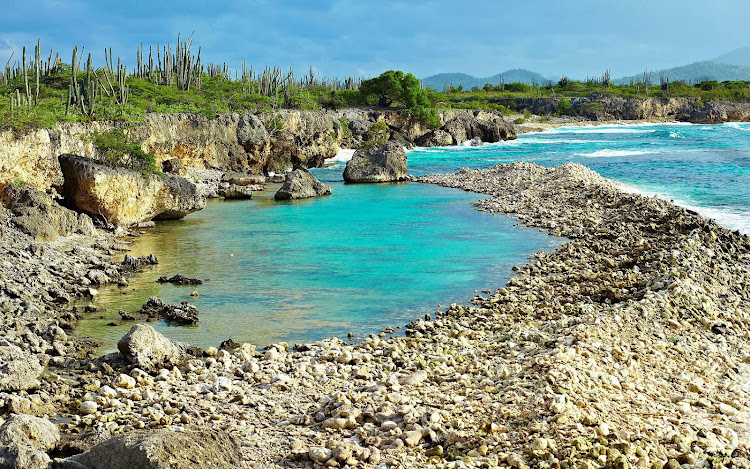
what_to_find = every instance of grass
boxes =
[80,128,159,178]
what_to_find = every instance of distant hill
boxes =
[421,69,552,91]
[614,61,750,85]
[712,47,750,67]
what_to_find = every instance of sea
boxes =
[77,122,750,350]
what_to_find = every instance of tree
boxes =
[359,70,439,127]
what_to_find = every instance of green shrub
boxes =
[83,128,158,177]
[513,117,525,124]
[338,116,351,138]
[556,98,574,116]
[366,120,389,145]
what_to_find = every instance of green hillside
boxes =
[712,47,750,67]
[615,61,750,85]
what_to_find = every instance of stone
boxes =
[221,171,266,186]
[117,324,200,373]
[415,129,454,147]
[61,428,242,469]
[161,158,187,176]
[0,342,42,392]
[122,297,199,326]
[80,401,98,415]
[403,430,422,447]
[0,415,60,469]
[218,184,253,199]
[399,370,428,386]
[343,142,408,183]
[1,184,94,241]
[58,154,206,227]
[309,446,333,463]
[274,168,332,200]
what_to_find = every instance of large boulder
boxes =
[58,154,206,227]
[116,324,201,372]
[274,169,332,200]
[343,142,408,183]
[415,129,453,147]
[0,415,60,469]
[0,342,42,392]
[440,115,516,144]
[1,184,94,241]
[218,184,253,199]
[59,428,242,469]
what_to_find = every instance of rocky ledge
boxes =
[2,161,741,468]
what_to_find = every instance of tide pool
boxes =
[78,182,559,350]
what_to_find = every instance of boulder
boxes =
[58,154,206,227]
[415,129,454,147]
[221,171,265,186]
[1,184,94,241]
[0,415,60,469]
[343,142,408,183]
[218,184,253,199]
[117,324,201,372]
[59,428,242,469]
[120,297,199,326]
[274,169,332,200]
[0,342,42,392]
[440,115,515,144]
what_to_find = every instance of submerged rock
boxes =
[59,428,242,469]
[121,297,199,325]
[274,168,332,200]
[156,275,202,285]
[122,254,159,271]
[343,142,408,183]
[117,324,201,372]
[58,154,206,227]
[1,184,94,241]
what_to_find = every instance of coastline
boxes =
[2,117,750,467]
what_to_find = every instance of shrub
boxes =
[83,128,158,177]
[513,118,525,124]
[556,98,574,116]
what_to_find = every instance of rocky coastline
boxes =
[1,107,750,467]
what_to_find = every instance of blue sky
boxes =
[2,0,750,80]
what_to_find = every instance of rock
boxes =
[122,254,158,270]
[60,428,242,469]
[415,129,453,147]
[0,415,60,469]
[117,324,200,372]
[161,158,187,176]
[218,184,254,199]
[236,114,271,162]
[274,168,332,200]
[58,154,206,227]
[221,171,266,186]
[156,275,202,285]
[343,142,408,183]
[399,370,428,386]
[0,342,42,392]
[1,184,94,241]
[309,446,333,463]
[79,401,97,415]
[122,297,199,325]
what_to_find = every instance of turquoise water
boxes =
[80,183,559,350]
[405,122,750,234]
[81,121,750,350]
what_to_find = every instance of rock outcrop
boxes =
[343,142,408,183]
[58,154,206,227]
[117,324,201,372]
[0,341,42,392]
[120,297,199,325]
[1,184,94,241]
[274,169,332,200]
[0,415,60,469]
[59,428,242,469]
[217,184,253,199]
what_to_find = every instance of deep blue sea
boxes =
[79,122,750,349]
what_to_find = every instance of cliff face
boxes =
[0,109,512,193]
[489,96,750,122]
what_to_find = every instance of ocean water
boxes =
[406,122,750,234]
[79,122,750,350]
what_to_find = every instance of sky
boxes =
[2,0,750,81]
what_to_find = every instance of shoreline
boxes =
[2,118,750,467]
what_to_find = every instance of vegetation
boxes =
[81,128,158,177]
[359,70,439,127]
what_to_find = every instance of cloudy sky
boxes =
[2,0,749,81]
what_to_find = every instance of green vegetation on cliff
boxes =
[81,128,159,177]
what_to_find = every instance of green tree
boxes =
[359,70,439,127]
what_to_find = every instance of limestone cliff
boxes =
[58,155,206,227]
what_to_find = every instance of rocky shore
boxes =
[2,155,748,467]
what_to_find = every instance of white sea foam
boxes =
[574,149,657,158]
[618,183,750,235]
[324,149,355,164]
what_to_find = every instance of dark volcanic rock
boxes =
[156,275,202,285]
[121,297,199,325]
[274,169,332,200]
[343,142,408,183]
